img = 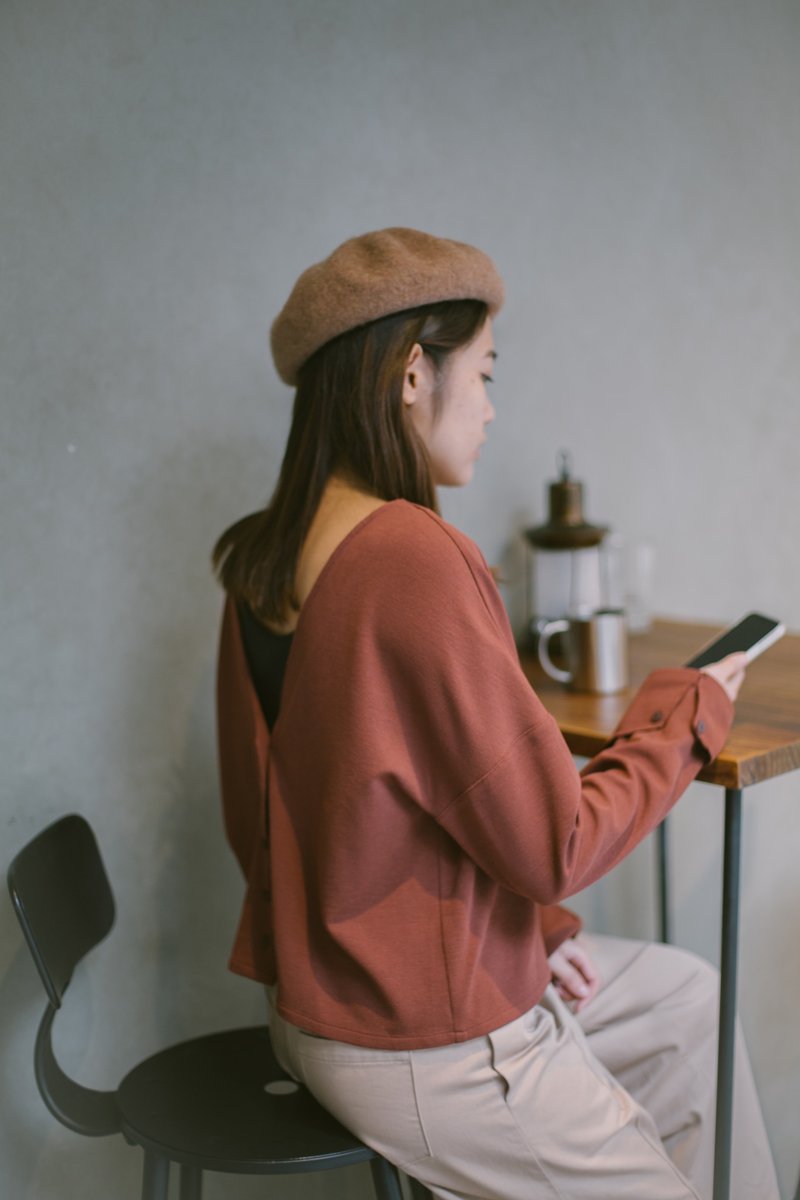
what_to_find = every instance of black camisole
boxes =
[236,603,294,732]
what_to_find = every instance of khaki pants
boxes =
[269,934,779,1200]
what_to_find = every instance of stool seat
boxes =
[117,1025,373,1174]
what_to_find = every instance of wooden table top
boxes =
[519,618,800,788]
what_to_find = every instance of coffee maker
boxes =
[525,453,609,642]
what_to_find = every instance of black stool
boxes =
[7,814,407,1200]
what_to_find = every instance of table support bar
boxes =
[656,820,671,944]
[712,787,742,1200]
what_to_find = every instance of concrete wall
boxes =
[2,1,798,1195]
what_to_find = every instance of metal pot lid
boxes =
[525,451,608,550]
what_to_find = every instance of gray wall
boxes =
[2,1,799,1195]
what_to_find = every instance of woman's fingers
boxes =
[700,651,748,702]
[548,939,601,1012]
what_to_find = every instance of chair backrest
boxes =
[7,814,115,1009]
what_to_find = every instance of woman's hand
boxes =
[547,938,600,1013]
[699,651,748,703]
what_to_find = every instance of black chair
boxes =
[7,814,408,1200]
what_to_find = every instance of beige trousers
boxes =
[269,934,779,1200]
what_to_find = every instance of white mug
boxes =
[538,609,629,694]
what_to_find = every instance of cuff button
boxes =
[650,710,663,722]
[697,720,706,734]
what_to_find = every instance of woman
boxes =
[213,228,778,1199]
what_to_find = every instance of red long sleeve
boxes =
[216,501,733,1048]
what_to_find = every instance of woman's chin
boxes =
[435,467,474,489]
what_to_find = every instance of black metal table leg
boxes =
[656,819,671,944]
[713,787,743,1200]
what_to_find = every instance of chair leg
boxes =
[141,1150,170,1200]
[179,1163,203,1200]
[370,1155,404,1200]
[408,1177,434,1200]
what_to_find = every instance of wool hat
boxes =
[270,227,504,385]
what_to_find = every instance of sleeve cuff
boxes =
[692,670,736,761]
[540,903,583,956]
[610,668,734,763]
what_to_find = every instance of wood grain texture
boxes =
[519,618,800,788]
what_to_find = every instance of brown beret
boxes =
[270,227,504,385]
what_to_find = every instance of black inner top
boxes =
[237,603,294,732]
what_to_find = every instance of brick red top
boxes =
[216,501,733,1049]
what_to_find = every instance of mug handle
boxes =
[537,619,572,684]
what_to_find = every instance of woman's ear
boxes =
[402,343,434,409]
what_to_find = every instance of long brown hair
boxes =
[212,299,488,625]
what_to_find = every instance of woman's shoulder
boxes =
[362,499,482,558]
[295,495,503,633]
[295,499,515,660]
[354,500,490,583]
[347,501,508,636]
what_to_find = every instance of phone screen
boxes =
[685,612,784,669]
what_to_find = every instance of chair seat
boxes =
[116,1026,374,1175]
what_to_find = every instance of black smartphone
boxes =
[685,612,786,669]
